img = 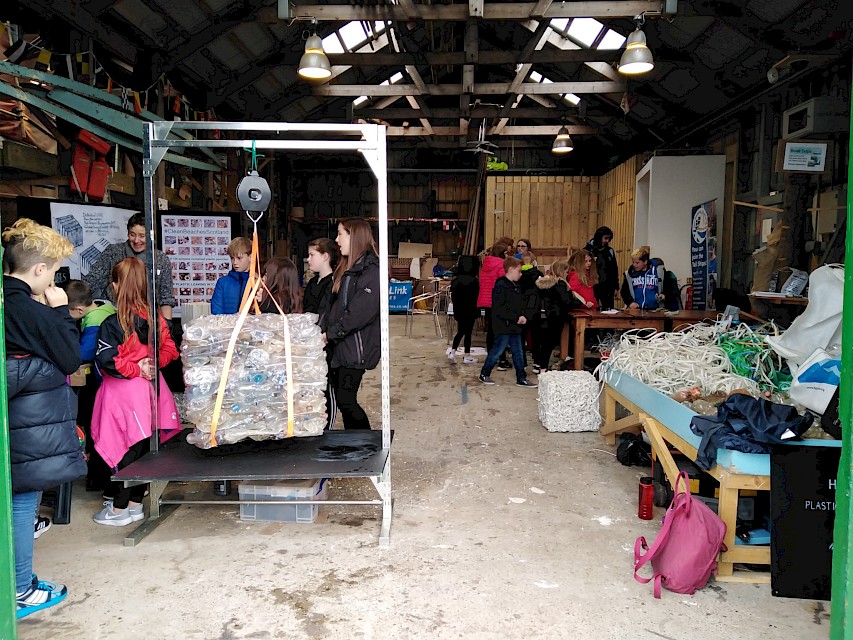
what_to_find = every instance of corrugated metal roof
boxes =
[233,22,274,57]
[201,0,238,12]
[254,74,280,99]
[659,68,700,98]
[156,0,208,34]
[694,22,753,70]
[747,0,809,23]
[209,34,249,70]
[113,0,167,40]
[660,16,715,48]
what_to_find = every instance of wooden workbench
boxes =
[565,309,726,370]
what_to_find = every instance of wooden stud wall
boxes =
[388,175,474,219]
[598,155,638,274]
[483,175,600,263]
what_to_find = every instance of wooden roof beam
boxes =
[355,106,572,119]
[314,80,625,96]
[326,49,615,66]
[290,2,662,22]
[382,125,596,136]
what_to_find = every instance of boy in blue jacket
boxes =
[3,218,86,618]
[211,237,252,314]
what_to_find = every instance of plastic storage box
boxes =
[238,478,327,524]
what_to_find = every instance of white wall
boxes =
[634,155,726,284]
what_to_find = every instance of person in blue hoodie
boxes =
[620,245,665,310]
[211,237,252,314]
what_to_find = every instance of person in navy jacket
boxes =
[621,246,665,310]
[211,237,252,314]
[2,218,85,618]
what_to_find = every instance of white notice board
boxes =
[50,202,135,279]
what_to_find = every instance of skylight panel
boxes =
[567,18,604,47]
[390,71,404,83]
[563,93,581,105]
[339,21,369,50]
[550,18,569,32]
[529,70,543,83]
[597,29,626,50]
[353,96,369,107]
[322,33,344,54]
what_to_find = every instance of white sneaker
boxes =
[462,356,477,364]
[93,502,133,527]
[127,504,145,522]
[446,347,457,364]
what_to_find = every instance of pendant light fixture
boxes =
[618,17,654,76]
[298,20,331,81]
[551,126,574,155]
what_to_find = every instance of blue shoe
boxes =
[16,580,68,619]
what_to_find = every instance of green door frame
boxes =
[830,75,853,639]
[0,280,18,638]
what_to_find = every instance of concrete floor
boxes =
[21,316,829,640]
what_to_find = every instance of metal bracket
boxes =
[143,149,168,177]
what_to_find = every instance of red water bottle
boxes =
[638,477,654,520]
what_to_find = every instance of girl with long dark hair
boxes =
[321,219,380,429]
[258,257,303,314]
[303,237,339,321]
[304,237,340,429]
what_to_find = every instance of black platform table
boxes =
[113,430,392,547]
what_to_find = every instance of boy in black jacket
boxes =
[479,257,536,387]
[2,218,85,618]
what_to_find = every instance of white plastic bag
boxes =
[789,348,841,415]
[766,265,844,369]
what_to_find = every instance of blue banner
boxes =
[690,200,717,310]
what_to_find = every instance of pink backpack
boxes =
[634,472,727,598]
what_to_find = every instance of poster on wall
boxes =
[782,141,828,172]
[690,199,717,310]
[49,203,135,279]
[161,214,232,311]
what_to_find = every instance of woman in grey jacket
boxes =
[83,212,176,318]
[322,219,380,429]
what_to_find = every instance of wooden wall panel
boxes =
[598,155,638,275]
[483,175,601,264]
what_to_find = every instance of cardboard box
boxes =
[69,364,90,387]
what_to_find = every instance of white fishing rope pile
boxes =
[595,325,761,397]
[537,370,602,433]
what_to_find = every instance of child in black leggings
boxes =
[447,256,480,364]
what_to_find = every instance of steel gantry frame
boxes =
[113,121,393,547]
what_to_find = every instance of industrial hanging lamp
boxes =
[551,126,574,155]
[298,21,331,80]
[618,17,654,76]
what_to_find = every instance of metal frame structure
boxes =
[121,121,393,546]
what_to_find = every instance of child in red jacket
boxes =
[477,240,511,367]
[91,257,181,526]
[568,249,599,309]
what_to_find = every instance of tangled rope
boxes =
[538,371,602,433]
[715,322,791,392]
[594,324,774,397]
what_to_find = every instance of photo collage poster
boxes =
[161,214,232,309]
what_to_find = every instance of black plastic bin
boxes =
[770,444,841,600]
